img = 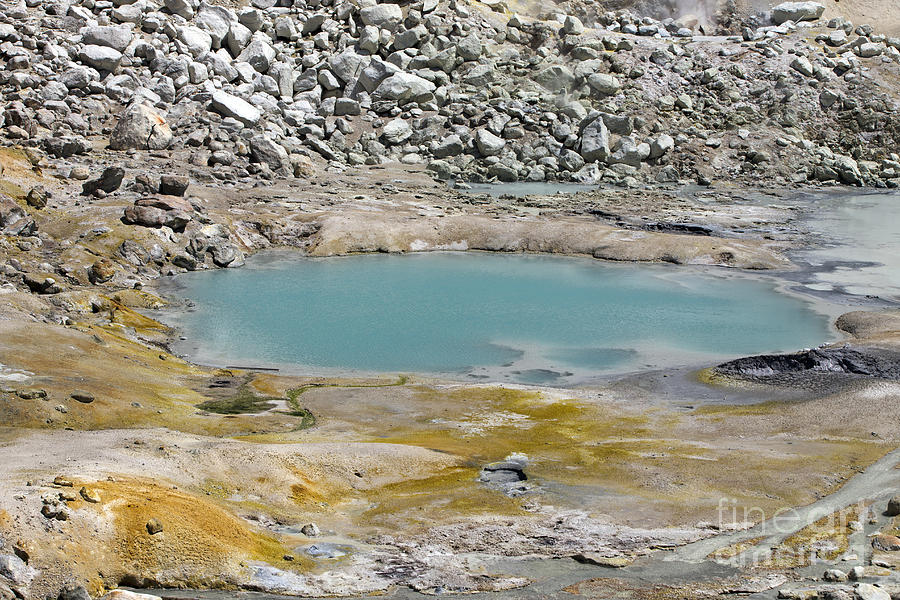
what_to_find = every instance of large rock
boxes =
[579,115,610,163]
[357,57,399,92]
[249,135,290,172]
[196,3,232,47]
[209,91,260,126]
[771,1,825,24]
[0,196,33,236]
[177,26,213,58]
[60,67,98,90]
[0,555,34,589]
[329,49,370,83]
[432,134,464,158]
[159,175,189,196]
[587,73,621,96]
[609,139,650,167]
[81,167,125,196]
[360,4,403,32]
[382,119,412,144]
[534,65,575,92]
[81,25,133,52]
[164,0,194,19]
[109,103,173,151]
[872,534,900,552]
[78,45,123,72]
[237,38,276,72]
[886,495,900,516]
[649,134,674,159]
[475,129,505,156]
[372,72,436,103]
[123,196,194,232]
[855,583,891,600]
[100,590,165,600]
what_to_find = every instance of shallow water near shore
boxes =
[163,253,832,384]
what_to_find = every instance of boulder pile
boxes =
[0,0,897,188]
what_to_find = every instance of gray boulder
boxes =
[534,65,575,92]
[475,129,505,156]
[209,90,261,126]
[649,134,674,159]
[81,25,133,52]
[177,26,213,58]
[329,49,369,83]
[432,135,464,158]
[0,195,34,236]
[0,555,35,589]
[123,196,194,232]
[196,3,233,47]
[790,56,814,76]
[78,45,123,72]
[237,38,275,73]
[372,71,436,103]
[360,4,403,32]
[587,73,621,96]
[250,135,290,172]
[579,116,610,162]
[457,35,482,61]
[609,139,650,167]
[109,103,173,150]
[382,119,412,144]
[165,0,194,19]
[562,15,584,35]
[60,66,98,90]
[357,57,399,92]
[771,1,825,24]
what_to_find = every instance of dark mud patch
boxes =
[714,346,900,386]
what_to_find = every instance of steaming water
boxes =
[165,253,831,384]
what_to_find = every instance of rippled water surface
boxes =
[165,252,832,384]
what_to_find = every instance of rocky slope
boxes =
[0,0,899,195]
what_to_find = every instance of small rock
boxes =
[81,167,125,196]
[300,523,320,537]
[25,187,47,209]
[572,553,632,567]
[88,259,116,284]
[53,476,74,487]
[146,518,163,534]
[824,569,848,582]
[58,585,91,600]
[79,487,101,503]
[71,390,95,404]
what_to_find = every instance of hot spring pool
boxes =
[163,252,833,384]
